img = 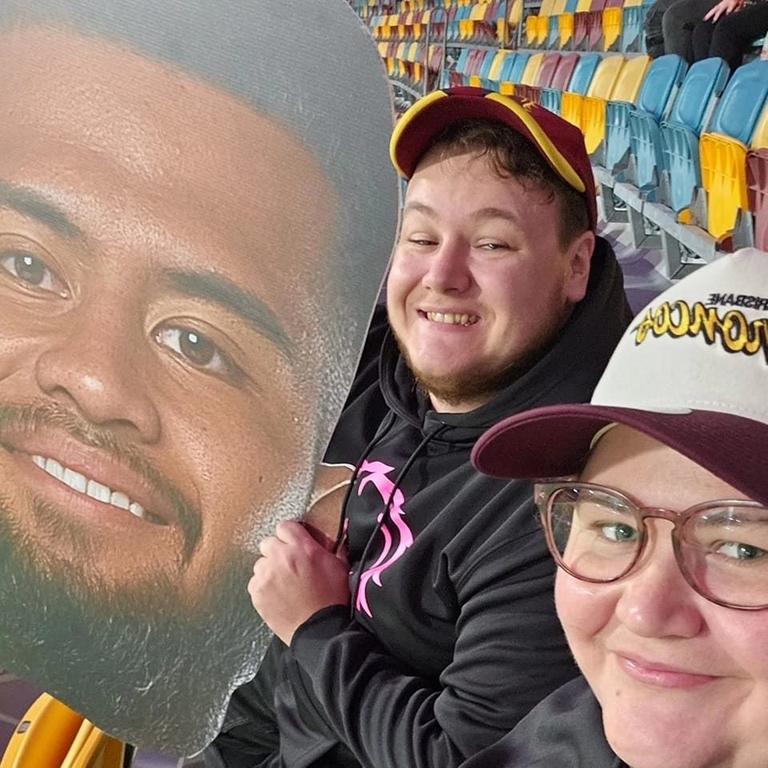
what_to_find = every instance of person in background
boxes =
[464,247,768,768]
[693,0,768,70]
[645,0,718,60]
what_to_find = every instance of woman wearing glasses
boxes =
[463,247,768,768]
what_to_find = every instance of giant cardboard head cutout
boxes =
[0,0,397,754]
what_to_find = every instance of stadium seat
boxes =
[518,52,561,102]
[542,51,599,115]
[499,50,530,93]
[659,57,730,215]
[571,0,594,49]
[502,52,543,95]
[557,0,581,47]
[562,54,623,132]
[607,54,687,177]
[747,149,768,250]
[583,54,648,158]
[586,0,609,50]
[698,59,768,241]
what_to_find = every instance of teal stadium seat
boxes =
[659,57,729,214]
[611,54,687,184]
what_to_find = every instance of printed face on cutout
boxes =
[0,24,337,751]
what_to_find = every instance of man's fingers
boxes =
[275,520,313,545]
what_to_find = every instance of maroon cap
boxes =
[471,405,768,507]
[389,86,597,231]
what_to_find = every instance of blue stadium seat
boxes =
[659,57,729,213]
[611,54,687,183]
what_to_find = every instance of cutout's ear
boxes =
[565,229,595,304]
[305,463,354,549]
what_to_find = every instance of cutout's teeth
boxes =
[30,455,155,522]
[86,479,111,504]
[110,491,130,510]
[129,502,145,519]
[63,467,87,494]
[45,458,64,481]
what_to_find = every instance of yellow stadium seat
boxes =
[520,52,544,86]
[700,106,768,240]
[602,7,623,51]
[561,54,623,130]
[487,50,511,83]
[581,55,648,155]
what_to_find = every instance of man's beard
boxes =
[0,501,274,755]
[393,305,572,409]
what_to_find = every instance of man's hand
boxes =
[704,0,744,22]
[248,521,350,645]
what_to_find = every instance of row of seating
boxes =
[447,47,768,262]
[364,0,524,45]
[525,0,653,52]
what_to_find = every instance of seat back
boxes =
[747,149,768,250]
[567,52,600,93]
[708,59,768,144]
[585,54,624,99]
[667,57,730,134]
[636,54,687,120]
[550,52,579,90]
[535,52,562,87]
[610,54,650,103]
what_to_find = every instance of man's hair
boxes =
[427,119,590,248]
[0,0,398,453]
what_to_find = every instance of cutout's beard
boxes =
[0,496,270,755]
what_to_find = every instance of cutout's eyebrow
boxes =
[0,180,83,239]
[161,269,294,360]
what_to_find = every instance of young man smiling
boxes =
[208,89,633,768]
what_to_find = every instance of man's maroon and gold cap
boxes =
[389,86,597,232]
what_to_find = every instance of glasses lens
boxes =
[683,504,768,608]
[547,485,641,581]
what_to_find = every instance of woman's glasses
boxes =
[535,481,768,610]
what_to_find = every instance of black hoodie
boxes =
[205,237,632,768]
[459,678,627,768]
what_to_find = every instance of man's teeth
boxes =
[32,455,146,519]
[426,311,478,327]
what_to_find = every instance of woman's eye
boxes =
[600,522,639,543]
[154,324,234,377]
[0,248,67,295]
[714,541,767,562]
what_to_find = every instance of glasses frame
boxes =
[535,480,768,611]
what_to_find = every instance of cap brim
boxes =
[471,404,768,506]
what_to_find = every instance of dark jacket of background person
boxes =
[204,237,632,768]
[459,677,628,768]
[693,0,768,70]
[645,0,719,58]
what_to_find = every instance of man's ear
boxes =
[564,229,595,304]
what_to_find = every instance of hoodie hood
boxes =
[379,235,632,444]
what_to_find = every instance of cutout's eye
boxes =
[0,241,68,296]
[154,323,235,377]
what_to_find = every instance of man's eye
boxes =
[0,248,68,295]
[154,324,234,377]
